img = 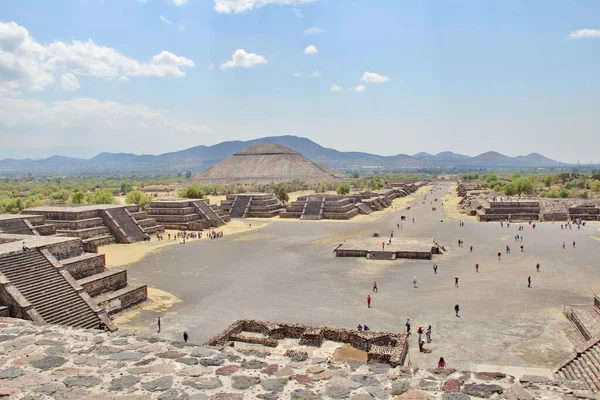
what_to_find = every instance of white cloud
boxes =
[330,84,342,92]
[304,45,318,55]
[160,15,173,24]
[361,71,390,83]
[0,96,211,155]
[311,70,321,77]
[0,21,195,95]
[568,29,600,39]
[293,72,301,77]
[220,49,267,69]
[169,0,188,6]
[352,85,366,93]
[304,26,322,35]
[214,0,318,14]
[293,7,302,17]
[60,73,80,91]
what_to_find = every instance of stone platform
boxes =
[335,238,437,260]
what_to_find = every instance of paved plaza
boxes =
[119,183,600,370]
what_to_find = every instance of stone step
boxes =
[78,269,127,297]
[60,253,106,280]
[94,284,147,314]
[56,226,111,239]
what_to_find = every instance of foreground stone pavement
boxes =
[0,319,598,399]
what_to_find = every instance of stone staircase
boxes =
[193,200,225,227]
[301,198,324,220]
[356,203,373,215]
[103,207,146,242]
[555,335,600,391]
[0,249,102,329]
[229,196,252,218]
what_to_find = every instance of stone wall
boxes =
[62,254,106,280]
[80,270,128,297]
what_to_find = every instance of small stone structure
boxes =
[0,214,56,236]
[22,204,163,247]
[219,194,285,218]
[206,319,409,367]
[279,183,422,220]
[0,234,148,330]
[335,238,439,260]
[146,199,229,230]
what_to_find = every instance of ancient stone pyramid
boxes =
[192,143,345,184]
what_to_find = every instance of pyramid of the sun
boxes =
[193,144,345,184]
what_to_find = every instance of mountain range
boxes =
[0,135,566,173]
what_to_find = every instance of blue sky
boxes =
[0,0,599,162]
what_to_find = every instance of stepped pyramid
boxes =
[191,144,345,184]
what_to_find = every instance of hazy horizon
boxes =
[1,0,599,163]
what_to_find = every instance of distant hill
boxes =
[0,135,566,173]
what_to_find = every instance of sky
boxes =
[0,0,599,163]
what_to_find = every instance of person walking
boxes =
[433,264,438,274]
[470,245,473,253]
[157,317,161,333]
[183,331,189,343]
[372,281,378,292]
[573,240,576,248]
[536,263,540,272]
[426,325,432,343]
[367,295,372,308]
[413,276,418,288]
[562,241,566,249]
[417,327,423,343]
[405,319,411,335]
[454,276,459,287]
[527,276,532,288]
[497,251,501,260]
[475,263,479,273]
[454,304,460,317]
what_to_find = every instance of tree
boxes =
[126,190,152,210]
[559,189,569,198]
[89,189,114,204]
[274,184,289,203]
[120,183,133,194]
[336,182,351,195]
[503,182,517,196]
[50,189,70,202]
[71,191,85,204]
[184,171,192,179]
[352,171,359,179]
[178,184,205,199]
[512,177,534,196]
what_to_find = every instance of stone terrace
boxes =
[0,317,592,399]
[0,214,56,236]
[220,194,285,219]
[22,204,163,247]
[0,234,147,329]
[146,199,228,230]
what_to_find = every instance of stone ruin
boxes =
[21,204,163,248]
[146,199,229,230]
[0,234,148,331]
[218,194,285,218]
[206,319,409,367]
[335,238,440,260]
[0,214,56,237]
[279,183,422,221]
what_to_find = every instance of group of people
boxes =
[357,324,370,331]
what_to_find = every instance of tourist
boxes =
[433,264,438,274]
[454,276,459,287]
[520,245,524,252]
[381,242,385,250]
[413,276,418,288]
[562,241,566,249]
[183,331,189,343]
[157,317,161,333]
[417,326,423,343]
[357,324,363,331]
[528,276,532,288]
[373,281,378,292]
[21,241,30,251]
[367,295,371,308]
[363,325,370,331]
[426,325,432,343]
[475,263,479,273]
[536,263,540,272]
[506,245,510,254]
[454,304,460,317]
[470,245,473,253]
[573,240,576,248]
[405,319,411,335]
[438,357,446,368]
